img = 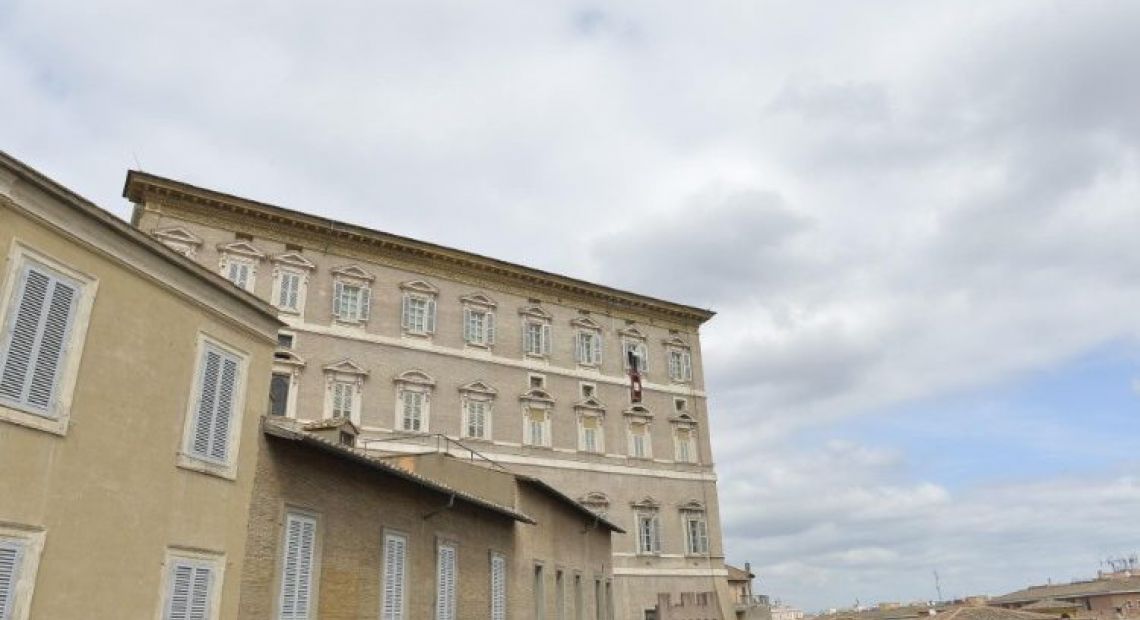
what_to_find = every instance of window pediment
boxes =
[519,305,552,321]
[271,252,316,270]
[152,226,203,247]
[216,241,266,260]
[679,499,705,512]
[631,496,660,510]
[400,279,439,295]
[394,369,435,387]
[574,397,606,411]
[458,380,497,396]
[331,264,375,282]
[670,413,697,425]
[579,491,611,508]
[273,350,307,367]
[570,316,602,330]
[322,359,368,376]
[623,405,653,419]
[663,335,691,349]
[459,293,497,308]
[520,388,554,404]
[302,416,359,435]
[619,326,647,340]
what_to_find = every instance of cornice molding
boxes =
[123,171,716,328]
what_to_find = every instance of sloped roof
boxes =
[991,576,1140,604]
[726,564,755,581]
[935,608,1057,620]
[1021,599,1082,611]
[262,417,535,524]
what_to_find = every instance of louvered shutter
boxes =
[190,345,241,463]
[400,294,411,329]
[682,351,692,381]
[652,516,661,553]
[332,281,343,318]
[574,333,584,363]
[541,324,552,356]
[490,553,506,620]
[592,334,602,365]
[486,312,495,345]
[0,541,23,620]
[0,264,80,415]
[164,560,213,620]
[381,534,407,620]
[425,298,436,333]
[435,544,457,620]
[279,513,317,620]
[462,308,472,342]
[359,286,371,321]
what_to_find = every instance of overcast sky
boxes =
[4,0,1139,611]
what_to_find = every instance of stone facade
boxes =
[0,153,279,618]
[126,170,735,619]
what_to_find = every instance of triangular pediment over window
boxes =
[623,405,653,419]
[152,226,203,247]
[399,279,439,295]
[574,397,606,411]
[519,305,552,321]
[678,499,705,512]
[630,496,661,510]
[322,359,368,376]
[663,335,690,349]
[271,252,316,270]
[394,369,436,386]
[521,388,554,403]
[459,293,497,308]
[579,491,611,509]
[331,264,375,282]
[273,349,307,367]
[458,380,497,396]
[619,326,647,340]
[570,316,602,330]
[216,241,266,259]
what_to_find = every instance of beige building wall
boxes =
[128,172,734,619]
[0,156,279,619]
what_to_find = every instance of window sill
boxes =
[176,452,238,481]
[0,403,69,436]
[401,330,433,340]
[333,318,367,327]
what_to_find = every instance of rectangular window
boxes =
[574,574,583,620]
[162,557,216,620]
[668,349,692,382]
[594,579,602,620]
[675,427,696,463]
[623,341,647,373]
[278,513,317,620]
[526,408,547,447]
[0,528,45,620]
[402,391,424,432]
[0,540,23,620]
[466,400,487,439]
[524,322,551,356]
[332,281,370,323]
[534,564,546,620]
[402,295,436,334]
[575,331,601,366]
[629,422,650,459]
[381,533,407,620]
[0,261,81,418]
[580,416,600,453]
[226,260,251,290]
[277,271,301,311]
[490,553,507,620]
[188,343,242,464]
[435,543,457,620]
[637,514,661,554]
[464,309,495,346]
[269,374,290,417]
[685,515,709,554]
[331,381,354,419]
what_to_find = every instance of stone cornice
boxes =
[123,171,716,328]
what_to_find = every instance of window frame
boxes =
[269,253,314,317]
[682,511,710,555]
[381,530,408,620]
[0,524,46,620]
[435,539,458,620]
[157,547,225,620]
[627,419,652,460]
[490,552,508,620]
[576,411,605,454]
[635,512,661,555]
[400,281,439,338]
[666,342,693,383]
[275,509,321,620]
[394,370,435,433]
[330,266,375,326]
[0,242,97,435]
[522,404,553,448]
[177,334,250,480]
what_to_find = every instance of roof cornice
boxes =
[123,171,716,327]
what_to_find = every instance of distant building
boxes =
[991,571,1140,620]
[772,602,807,620]
[727,563,771,620]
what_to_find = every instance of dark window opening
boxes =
[269,374,290,416]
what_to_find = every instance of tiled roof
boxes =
[934,608,1057,620]
[991,577,1140,604]
[262,417,535,524]
[1021,599,1083,611]
[726,564,755,581]
[514,475,626,534]
[300,416,358,433]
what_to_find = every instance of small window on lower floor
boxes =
[161,550,223,620]
[0,527,46,620]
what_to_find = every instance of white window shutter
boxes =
[332,281,343,318]
[490,554,506,620]
[165,560,213,620]
[191,349,221,458]
[0,541,23,620]
[462,308,472,342]
[436,544,457,620]
[210,357,238,460]
[486,312,495,345]
[190,345,240,463]
[279,513,317,620]
[382,534,407,620]
[360,286,371,321]
[592,334,602,365]
[426,298,436,334]
[400,294,410,329]
[542,324,552,356]
[0,266,79,415]
[683,351,692,381]
[639,344,648,372]
[574,333,584,363]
